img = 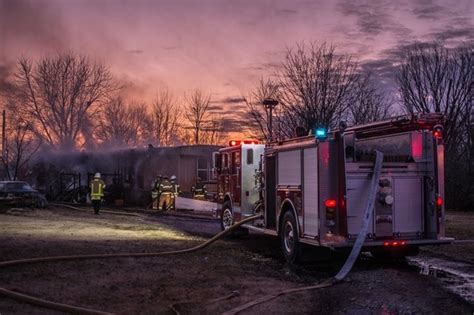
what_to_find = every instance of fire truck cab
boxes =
[214,114,452,263]
[213,139,265,230]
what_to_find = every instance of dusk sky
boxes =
[0,0,473,135]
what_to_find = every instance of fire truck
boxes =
[213,113,452,263]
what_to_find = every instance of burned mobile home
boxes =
[30,145,221,206]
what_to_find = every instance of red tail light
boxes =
[436,195,443,207]
[325,198,337,227]
[433,125,443,139]
[325,199,337,208]
[383,241,407,247]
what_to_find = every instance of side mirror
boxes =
[212,152,222,172]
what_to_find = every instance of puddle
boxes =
[407,256,474,305]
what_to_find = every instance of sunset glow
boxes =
[0,0,472,138]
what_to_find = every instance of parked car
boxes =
[0,181,48,208]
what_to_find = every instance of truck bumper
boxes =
[324,237,454,248]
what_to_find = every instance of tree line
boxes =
[0,42,472,210]
[244,41,472,210]
[0,53,222,179]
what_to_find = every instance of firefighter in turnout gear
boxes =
[90,173,106,215]
[169,175,180,210]
[158,176,174,211]
[151,175,162,210]
[191,177,207,200]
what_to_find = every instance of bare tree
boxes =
[397,43,472,152]
[397,42,473,210]
[95,97,151,148]
[12,53,116,150]
[151,90,182,146]
[1,107,41,180]
[277,42,359,137]
[347,72,393,125]
[183,89,216,144]
[199,117,224,145]
[244,78,281,141]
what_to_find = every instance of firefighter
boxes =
[191,177,207,200]
[170,175,180,210]
[90,173,105,215]
[151,175,162,210]
[158,176,174,211]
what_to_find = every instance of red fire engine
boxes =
[213,113,452,263]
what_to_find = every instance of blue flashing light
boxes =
[314,127,328,140]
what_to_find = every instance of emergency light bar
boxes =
[228,139,260,146]
[314,127,328,140]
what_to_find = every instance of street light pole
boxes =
[262,98,278,142]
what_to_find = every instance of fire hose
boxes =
[222,150,384,315]
[0,214,263,314]
[0,151,384,314]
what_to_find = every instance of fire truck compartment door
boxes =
[303,147,318,237]
[277,150,301,186]
[346,177,375,236]
[240,145,263,215]
[393,177,423,235]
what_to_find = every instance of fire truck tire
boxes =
[280,210,301,264]
[220,201,249,237]
[220,201,234,231]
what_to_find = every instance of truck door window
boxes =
[232,151,240,174]
[212,152,221,169]
[246,149,254,165]
[223,153,229,169]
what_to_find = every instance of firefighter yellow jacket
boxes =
[90,179,106,201]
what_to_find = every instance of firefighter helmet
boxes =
[170,175,176,181]
[94,172,101,179]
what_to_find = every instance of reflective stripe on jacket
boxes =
[90,179,105,200]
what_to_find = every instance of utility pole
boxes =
[1,110,5,160]
[262,98,278,142]
[469,109,474,174]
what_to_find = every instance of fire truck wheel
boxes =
[221,201,234,231]
[280,210,301,264]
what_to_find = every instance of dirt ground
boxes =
[0,207,472,314]
[422,211,474,263]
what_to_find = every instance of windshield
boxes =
[5,182,35,191]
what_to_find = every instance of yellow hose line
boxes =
[0,213,262,314]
